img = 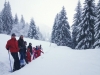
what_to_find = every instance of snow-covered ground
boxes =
[0,34,100,75]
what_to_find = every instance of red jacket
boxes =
[37,49,44,57]
[26,48,31,62]
[6,38,19,53]
[32,49,38,59]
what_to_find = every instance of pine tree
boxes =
[76,0,96,49]
[28,18,38,39]
[11,14,19,35]
[23,23,29,37]
[20,15,25,24]
[93,0,100,48]
[36,26,44,40]
[14,14,18,24]
[20,15,25,29]
[11,22,29,37]
[1,1,13,34]
[54,7,71,47]
[51,14,59,43]
[72,0,82,49]
[0,12,3,33]
[11,15,29,37]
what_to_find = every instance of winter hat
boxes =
[29,43,32,45]
[11,33,16,36]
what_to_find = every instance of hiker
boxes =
[23,41,27,64]
[40,45,43,51]
[37,46,44,58]
[34,46,38,58]
[27,43,32,56]
[6,33,20,72]
[26,48,31,63]
[18,35,25,67]
[32,47,36,60]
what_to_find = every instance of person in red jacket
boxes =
[32,47,36,60]
[37,46,44,58]
[6,33,20,72]
[34,46,39,58]
[26,48,31,64]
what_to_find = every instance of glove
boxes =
[7,48,9,50]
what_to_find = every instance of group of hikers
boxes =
[6,33,44,72]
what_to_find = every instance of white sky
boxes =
[0,0,99,29]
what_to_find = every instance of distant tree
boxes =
[11,15,29,37]
[11,23,19,36]
[20,15,25,28]
[51,13,59,43]
[72,0,82,49]
[28,18,38,39]
[36,26,44,40]
[11,22,29,37]
[76,0,96,49]
[20,23,29,37]
[1,1,13,34]
[14,14,18,24]
[0,12,3,33]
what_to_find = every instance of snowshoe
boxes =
[20,65,25,68]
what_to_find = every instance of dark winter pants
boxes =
[19,50,27,64]
[19,51,24,60]
[11,52,20,70]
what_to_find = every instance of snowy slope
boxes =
[0,34,100,75]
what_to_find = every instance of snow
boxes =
[0,34,100,75]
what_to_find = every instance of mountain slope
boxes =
[0,34,100,75]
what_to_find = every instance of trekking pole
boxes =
[8,51,13,72]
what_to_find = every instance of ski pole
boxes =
[8,51,13,72]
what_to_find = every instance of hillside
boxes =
[0,34,100,75]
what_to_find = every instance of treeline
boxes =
[1,0,100,49]
[51,0,100,49]
[0,1,44,40]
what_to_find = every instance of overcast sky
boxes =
[0,0,99,29]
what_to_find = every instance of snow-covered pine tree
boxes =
[1,1,13,34]
[36,26,44,40]
[21,23,29,37]
[51,13,59,43]
[14,14,18,24]
[76,0,96,49]
[72,0,82,49]
[11,15,29,37]
[28,18,38,39]
[56,7,71,47]
[11,14,19,36]
[11,23,19,36]
[11,22,29,37]
[0,12,3,33]
[93,0,100,48]
[20,15,25,29]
